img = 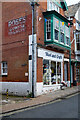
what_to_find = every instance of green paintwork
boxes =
[45,40,71,50]
[43,10,72,50]
[51,16,53,42]
[43,11,73,25]
[49,0,68,11]
[60,0,68,11]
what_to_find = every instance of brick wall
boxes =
[1,2,32,82]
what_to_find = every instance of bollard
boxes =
[6,89,8,101]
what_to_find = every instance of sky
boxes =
[66,0,80,6]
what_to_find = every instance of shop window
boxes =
[76,33,80,51]
[51,61,56,84]
[43,60,50,85]
[57,62,61,84]
[43,59,62,85]
[1,62,8,75]
[46,19,51,41]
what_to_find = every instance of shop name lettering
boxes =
[45,52,62,59]
[7,16,26,35]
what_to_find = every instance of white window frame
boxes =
[46,19,51,41]
[76,33,80,51]
[48,1,59,13]
[43,59,63,86]
[65,25,70,46]
[54,17,59,42]
[1,62,8,75]
[60,21,65,44]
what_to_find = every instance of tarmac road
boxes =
[1,93,79,119]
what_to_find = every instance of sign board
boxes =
[38,48,64,62]
[5,16,26,36]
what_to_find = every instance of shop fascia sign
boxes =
[45,52,62,60]
[38,48,64,62]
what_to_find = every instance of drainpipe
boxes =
[30,2,35,98]
[69,49,71,88]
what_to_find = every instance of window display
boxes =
[43,59,62,85]
[51,61,56,84]
[43,60,50,85]
[57,62,61,84]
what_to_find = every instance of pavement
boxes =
[0,85,79,115]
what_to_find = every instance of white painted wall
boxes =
[29,34,37,96]
[0,82,31,96]
[36,82,61,96]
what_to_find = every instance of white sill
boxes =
[60,42,64,45]
[66,44,69,46]
[54,39,59,42]
[2,73,8,76]
[46,39,51,41]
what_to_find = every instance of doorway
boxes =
[64,62,68,82]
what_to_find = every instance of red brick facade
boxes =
[0,2,76,86]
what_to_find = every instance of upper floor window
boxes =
[48,1,59,13]
[44,15,70,48]
[54,17,59,41]
[65,26,70,45]
[1,62,8,75]
[76,33,80,50]
[60,21,65,43]
[46,19,51,41]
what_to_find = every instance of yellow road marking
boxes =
[0,99,61,118]
[0,92,79,118]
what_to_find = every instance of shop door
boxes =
[64,62,68,82]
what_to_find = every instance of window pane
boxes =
[3,68,7,73]
[2,62,7,75]
[55,29,59,40]
[66,37,69,45]
[60,21,64,33]
[51,61,56,84]
[54,17,59,30]
[46,19,51,40]
[65,25,69,37]
[2,63,5,68]
[61,32,64,43]
[77,43,80,50]
[43,60,50,85]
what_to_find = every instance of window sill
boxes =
[0,74,8,77]
[46,39,51,41]
[43,84,61,87]
[54,39,59,42]
[60,42,64,45]
[66,44,69,46]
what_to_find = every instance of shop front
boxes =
[37,47,64,95]
[43,60,62,85]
